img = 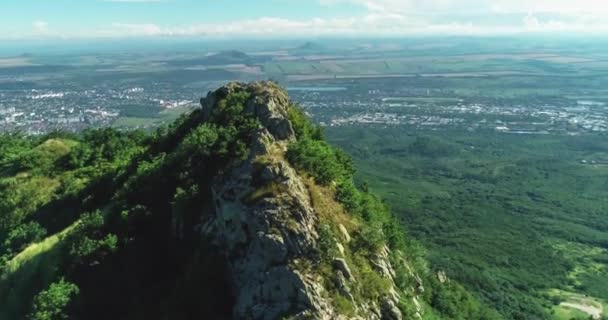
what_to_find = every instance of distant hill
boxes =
[167,50,256,67]
[291,41,327,54]
[203,50,251,65]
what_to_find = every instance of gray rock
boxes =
[388,287,401,304]
[338,224,351,243]
[400,256,425,294]
[334,271,355,302]
[243,82,295,141]
[200,81,295,141]
[198,82,427,320]
[336,242,345,256]
[255,233,288,265]
[259,162,290,184]
[332,258,354,281]
[260,166,280,182]
[250,129,275,157]
[200,95,215,121]
[380,298,403,320]
[412,296,422,313]
[371,245,396,279]
[201,83,334,318]
[437,271,449,284]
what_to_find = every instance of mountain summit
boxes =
[0,81,492,320]
[198,82,421,319]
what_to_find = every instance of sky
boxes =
[2,0,608,40]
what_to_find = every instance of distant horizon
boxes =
[4,0,608,41]
[2,35,608,57]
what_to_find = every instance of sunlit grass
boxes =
[0,223,78,319]
[4,223,75,276]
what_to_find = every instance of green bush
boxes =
[358,264,391,301]
[317,224,339,261]
[353,222,386,253]
[65,144,93,169]
[28,279,79,320]
[67,211,117,264]
[65,129,147,169]
[288,105,323,140]
[3,222,47,255]
[180,124,219,158]
[0,133,32,166]
[287,138,353,185]
[335,180,361,213]
[212,91,251,125]
[426,274,502,319]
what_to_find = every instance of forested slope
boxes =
[0,82,497,320]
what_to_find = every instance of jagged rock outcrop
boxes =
[199,82,425,320]
[437,271,449,284]
[338,224,351,243]
[200,82,330,319]
[200,82,295,141]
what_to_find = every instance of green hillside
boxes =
[327,125,608,320]
[0,82,498,320]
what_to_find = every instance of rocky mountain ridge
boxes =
[1,81,493,320]
[196,82,424,319]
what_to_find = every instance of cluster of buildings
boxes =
[330,112,465,128]
[290,86,608,135]
[2,76,607,136]
[0,86,197,134]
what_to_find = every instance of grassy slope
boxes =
[2,102,428,319]
[0,138,81,318]
[0,223,78,319]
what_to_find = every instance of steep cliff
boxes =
[196,82,425,319]
[1,81,493,320]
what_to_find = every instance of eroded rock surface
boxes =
[201,82,332,319]
[199,82,425,320]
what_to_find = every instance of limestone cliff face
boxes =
[199,82,424,320]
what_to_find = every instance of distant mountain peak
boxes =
[297,41,325,51]
[204,50,252,65]
[216,50,249,58]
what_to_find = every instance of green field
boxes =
[263,53,608,80]
[382,97,463,103]
[550,290,605,320]
[112,106,193,129]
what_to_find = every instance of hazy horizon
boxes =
[3,35,608,57]
[4,0,608,41]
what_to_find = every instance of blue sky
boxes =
[2,0,608,39]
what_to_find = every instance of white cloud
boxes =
[315,0,608,34]
[109,23,163,36]
[16,13,608,40]
[32,21,49,34]
[7,1,608,40]
[486,0,608,15]
[92,9,608,39]
[335,0,608,15]
[103,0,163,2]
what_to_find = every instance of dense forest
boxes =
[328,125,608,320]
[0,82,499,319]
